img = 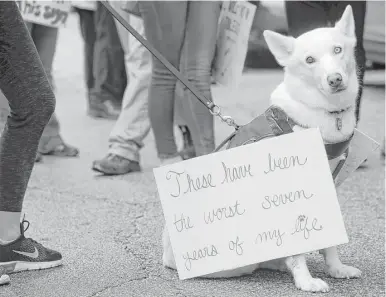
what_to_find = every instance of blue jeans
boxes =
[139,1,221,158]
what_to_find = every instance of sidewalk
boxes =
[0,13,384,297]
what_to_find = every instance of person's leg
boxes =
[0,1,60,274]
[27,23,78,157]
[179,1,221,156]
[285,1,328,38]
[331,1,366,123]
[139,1,188,161]
[93,9,152,175]
[89,2,126,119]
[76,8,96,100]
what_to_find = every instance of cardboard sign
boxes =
[16,1,71,28]
[71,1,97,11]
[334,129,380,187]
[153,129,349,280]
[213,1,256,87]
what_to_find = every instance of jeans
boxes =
[0,2,55,211]
[139,1,220,158]
[108,2,152,163]
[23,22,62,150]
[285,1,366,122]
[88,2,127,107]
[75,8,96,93]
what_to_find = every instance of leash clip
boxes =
[209,104,240,130]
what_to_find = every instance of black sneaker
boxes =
[0,219,62,274]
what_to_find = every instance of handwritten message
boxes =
[153,129,349,280]
[16,0,71,28]
[213,1,256,87]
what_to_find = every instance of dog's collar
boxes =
[327,106,352,115]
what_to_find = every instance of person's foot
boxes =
[178,126,196,160]
[35,152,43,163]
[39,136,79,157]
[87,100,120,120]
[92,154,140,175]
[0,219,62,274]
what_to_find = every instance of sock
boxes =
[0,211,21,244]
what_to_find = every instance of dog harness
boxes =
[225,105,353,181]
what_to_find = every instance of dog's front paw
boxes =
[295,277,330,293]
[325,264,362,279]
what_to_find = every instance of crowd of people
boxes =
[0,0,382,286]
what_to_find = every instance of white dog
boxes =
[162,5,362,293]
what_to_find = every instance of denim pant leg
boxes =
[178,1,220,156]
[139,1,188,158]
[25,22,63,150]
[108,5,152,162]
[90,2,126,107]
[76,8,96,94]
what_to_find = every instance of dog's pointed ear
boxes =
[335,5,355,38]
[263,30,295,66]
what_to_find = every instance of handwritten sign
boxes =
[71,1,97,11]
[16,1,71,28]
[153,129,349,280]
[334,129,380,187]
[213,1,256,87]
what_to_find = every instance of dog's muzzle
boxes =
[327,73,343,87]
[327,73,347,93]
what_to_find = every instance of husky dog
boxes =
[162,5,361,293]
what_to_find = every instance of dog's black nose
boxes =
[327,73,343,88]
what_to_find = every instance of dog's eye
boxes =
[306,56,315,64]
[334,46,342,54]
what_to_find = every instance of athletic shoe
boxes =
[92,154,141,175]
[0,218,62,274]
